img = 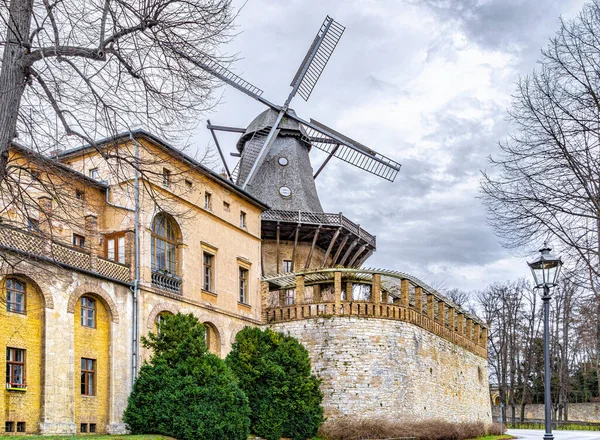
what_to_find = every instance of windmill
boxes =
[168,16,402,273]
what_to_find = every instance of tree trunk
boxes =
[0,0,33,181]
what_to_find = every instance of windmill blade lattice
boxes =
[302,119,402,182]
[290,16,345,102]
[168,44,269,104]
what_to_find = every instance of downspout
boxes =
[129,132,140,386]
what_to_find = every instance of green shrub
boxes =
[226,327,324,440]
[123,313,250,440]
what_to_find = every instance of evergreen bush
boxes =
[123,313,250,440]
[226,326,324,440]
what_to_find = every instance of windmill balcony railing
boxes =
[262,268,488,359]
[261,209,376,247]
[0,223,131,283]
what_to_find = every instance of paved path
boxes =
[507,429,600,440]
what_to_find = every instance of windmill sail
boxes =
[301,119,402,182]
[290,16,345,102]
[167,44,276,108]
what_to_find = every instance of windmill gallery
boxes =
[0,17,491,434]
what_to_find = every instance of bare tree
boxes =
[0,0,235,178]
[480,0,600,285]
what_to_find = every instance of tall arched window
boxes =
[151,213,179,274]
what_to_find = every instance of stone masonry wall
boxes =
[271,316,491,423]
[492,403,600,423]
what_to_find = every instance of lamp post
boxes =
[527,243,562,440]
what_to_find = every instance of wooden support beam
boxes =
[290,225,300,271]
[415,286,423,313]
[339,239,358,266]
[295,274,305,305]
[321,227,341,268]
[348,244,367,267]
[481,327,488,347]
[448,306,455,330]
[304,226,321,269]
[331,234,349,266]
[466,318,473,340]
[356,249,374,267]
[439,301,447,327]
[400,279,409,307]
[427,294,435,319]
[372,273,381,316]
[334,271,342,314]
[276,222,281,274]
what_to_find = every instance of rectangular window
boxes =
[75,189,84,200]
[81,358,95,396]
[162,168,171,187]
[239,267,248,304]
[6,278,25,314]
[81,297,96,328]
[283,260,292,273]
[185,179,193,188]
[285,289,296,306]
[240,211,247,229]
[203,252,214,292]
[105,233,126,264]
[89,423,96,433]
[204,192,212,210]
[16,422,25,433]
[6,348,25,388]
[73,233,86,248]
[26,218,39,233]
[89,168,100,180]
[80,423,88,433]
[5,422,14,433]
[223,201,230,212]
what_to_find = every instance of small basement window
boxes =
[5,422,14,432]
[16,422,25,433]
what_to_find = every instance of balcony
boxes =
[262,268,488,359]
[151,270,182,294]
[0,223,131,283]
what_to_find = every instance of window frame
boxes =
[283,260,293,273]
[239,211,247,229]
[6,347,26,389]
[72,233,86,249]
[80,296,96,328]
[6,278,25,314]
[16,422,25,433]
[285,289,296,306]
[105,232,126,264]
[80,358,96,396]
[89,168,100,180]
[162,168,171,188]
[203,252,214,292]
[204,192,212,211]
[26,217,40,233]
[239,267,249,304]
[5,422,14,433]
[151,214,179,275]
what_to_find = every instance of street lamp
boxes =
[528,243,562,440]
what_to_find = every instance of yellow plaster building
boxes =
[0,132,267,434]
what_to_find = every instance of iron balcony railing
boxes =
[261,209,376,247]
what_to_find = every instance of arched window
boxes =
[151,213,179,274]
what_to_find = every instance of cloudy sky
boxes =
[190,0,588,292]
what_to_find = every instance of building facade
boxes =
[0,130,491,435]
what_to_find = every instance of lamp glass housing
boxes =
[527,244,562,289]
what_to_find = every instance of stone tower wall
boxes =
[270,316,491,423]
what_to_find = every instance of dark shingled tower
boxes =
[236,109,323,213]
